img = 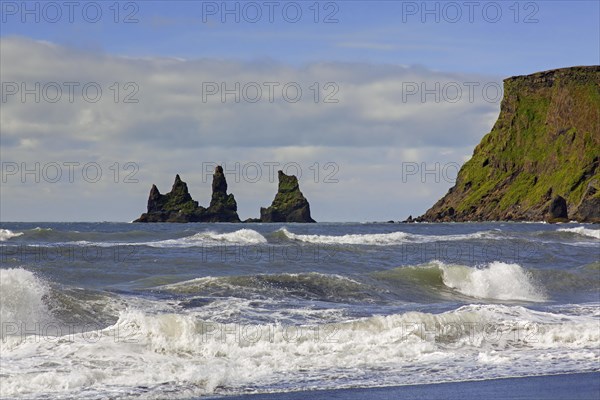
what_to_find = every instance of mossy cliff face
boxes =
[260,171,316,223]
[134,167,240,223]
[418,66,600,223]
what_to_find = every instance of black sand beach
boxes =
[215,373,600,400]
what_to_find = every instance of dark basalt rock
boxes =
[147,185,162,213]
[573,179,600,223]
[133,167,240,223]
[260,171,315,223]
[203,166,240,222]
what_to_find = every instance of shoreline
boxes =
[206,372,600,400]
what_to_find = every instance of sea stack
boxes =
[134,175,201,222]
[203,166,241,222]
[415,66,600,223]
[133,167,240,222]
[260,171,316,223]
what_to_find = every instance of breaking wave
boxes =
[2,304,597,399]
[439,261,545,302]
[376,261,546,302]
[145,229,268,248]
[0,229,23,241]
[279,228,499,245]
[70,229,268,248]
[557,227,600,240]
[0,268,51,334]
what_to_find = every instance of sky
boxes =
[1,0,599,222]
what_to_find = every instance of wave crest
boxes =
[558,227,600,239]
[2,303,597,398]
[0,229,23,241]
[149,229,268,247]
[161,272,374,303]
[440,261,545,302]
[279,228,497,245]
[0,268,50,335]
[378,261,546,302]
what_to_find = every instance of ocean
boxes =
[0,222,598,399]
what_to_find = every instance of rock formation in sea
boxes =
[260,170,316,223]
[133,166,240,223]
[415,66,600,223]
[203,166,241,222]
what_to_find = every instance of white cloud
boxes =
[0,36,502,221]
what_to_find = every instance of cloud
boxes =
[0,36,502,221]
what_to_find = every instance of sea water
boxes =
[0,222,598,399]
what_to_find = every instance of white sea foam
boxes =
[279,228,497,245]
[1,304,598,399]
[280,228,411,244]
[0,268,50,335]
[557,227,600,239]
[437,261,546,302]
[0,229,23,241]
[68,229,268,248]
[147,229,268,247]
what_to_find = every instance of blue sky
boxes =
[4,1,598,74]
[1,1,599,221]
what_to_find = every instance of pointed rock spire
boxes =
[134,168,241,223]
[277,170,300,193]
[170,174,193,202]
[134,175,199,222]
[147,184,163,213]
[212,166,228,195]
[206,166,240,222]
[260,171,315,222]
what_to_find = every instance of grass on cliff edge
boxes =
[456,80,599,213]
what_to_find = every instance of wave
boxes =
[278,228,499,245]
[160,272,378,303]
[376,261,546,302]
[68,229,268,248]
[2,304,597,399]
[32,227,53,232]
[0,268,51,333]
[147,229,268,248]
[279,228,411,245]
[440,261,545,302]
[557,227,600,239]
[21,227,161,243]
[0,228,23,241]
[0,268,123,341]
[162,261,547,305]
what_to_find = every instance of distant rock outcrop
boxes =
[133,167,240,223]
[203,166,240,222]
[415,66,600,223]
[260,171,316,223]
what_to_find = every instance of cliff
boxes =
[416,66,600,223]
[260,171,316,223]
[133,166,240,223]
